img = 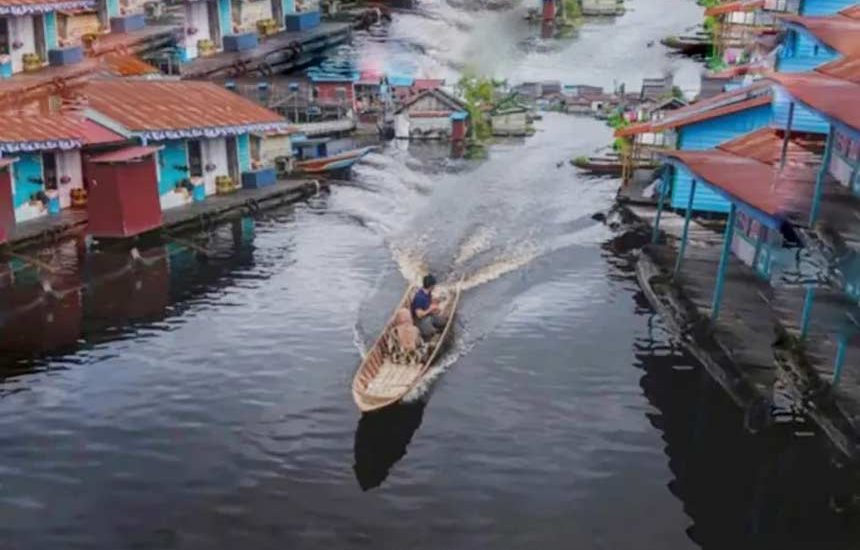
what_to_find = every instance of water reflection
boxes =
[353,401,427,491]
[0,217,260,376]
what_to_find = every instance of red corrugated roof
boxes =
[0,157,17,169]
[717,127,824,165]
[705,0,764,17]
[89,145,161,163]
[768,71,860,132]
[839,5,860,19]
[817,56,860,83]
[0,114,84,143]
[614,121,653,138]
[665,149,813,218]
[778,13,860,57]
[79,119,125,145]
[82,80,285,134]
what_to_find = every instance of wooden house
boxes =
[82,79,288,212]
[776,9,860,73]
[490,96,531,137]
[394,88,469,141]
[618,82,774,213]
[799,0,857,16]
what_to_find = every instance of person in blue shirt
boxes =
[411,274,446,339]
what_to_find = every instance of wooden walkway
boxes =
[180,23,352,79]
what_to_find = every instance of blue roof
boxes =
[388,75,415,87]
[450,111,469,121]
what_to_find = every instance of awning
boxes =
[89,145,162,163]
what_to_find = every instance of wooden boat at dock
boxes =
[660,33,712,57]
[294,145,375,175]
[352,282,462,413]
[571,154,657,176]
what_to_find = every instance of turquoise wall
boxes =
[13,153,44,209]
[800,0,856,15]
[157,140,189,195]
[44,12,57,50]
[283,0,295,15]
[237,134,251,172]
[776,29,839,73]
[106,0,120,18]
[670,104,773,212]
[218,0,233,38]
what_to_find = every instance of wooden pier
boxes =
[2,179,325,254]
[180,23,352,79]
[624,201,860,460]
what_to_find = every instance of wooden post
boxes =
[711,203,736,321]
[652,164,669,244]
[800,284,814,339]
[779,101,795,173]
[674,178,697,278]
[809,126,835,226]
[832,332,848,387]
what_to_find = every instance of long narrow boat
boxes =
[295,146,375,175]
[352,282,462,413]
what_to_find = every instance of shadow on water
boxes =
[0,216,269,381]
[606,227,860,549]
[353,401,427,491]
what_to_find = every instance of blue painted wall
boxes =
[157,140,189,195]
[670,104,773,212]
[13,153,44,209]
[283,0,295,15]
[800,0,856,15]
[218,0,233,38]
[44,12,58,50]
[106,0,120,18]
[237,133,251,172]
[776,28,839,73]
[772,85,829,134]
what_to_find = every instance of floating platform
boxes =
[180,22,352,79]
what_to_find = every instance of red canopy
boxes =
[89,146,162,164]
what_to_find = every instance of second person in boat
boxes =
[411,274,447,340]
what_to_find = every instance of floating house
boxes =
[618,82,774,213]
[776,9,860,73]
[0,114,88,223]
[394,88,469,141]
[490,96,531,137]
[82,79,288,216]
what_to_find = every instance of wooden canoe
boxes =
[352,282,462,413]
[295,146,375,174]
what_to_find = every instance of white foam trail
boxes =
[453,226,495,266]
[402,331,475,403]
[458,241,540,291]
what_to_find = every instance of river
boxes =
[1,0,858,548]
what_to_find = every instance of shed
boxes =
[85,145,162,238]
[490,97,531,137]
[394,88,469,141]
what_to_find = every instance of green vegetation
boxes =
[456,73,502,141]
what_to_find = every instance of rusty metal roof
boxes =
[79,119,125,145]
[717,127,825,165]
[817,56,860,83]
[0,114,84,150]
[778,13,860,57]
[89,145,161,163]
[839,5,860,19]
[665,149,814,219]
[705,0,764,17]
[0,157,18,169]
[768,71,860,132]
[82,80,287,138]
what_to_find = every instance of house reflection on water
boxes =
[0,217,258,372]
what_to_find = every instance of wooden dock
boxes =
[2,179,324,254]
[180,23,352,79]
[625,201,860,460]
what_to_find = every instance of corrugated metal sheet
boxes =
[776,27,839,72]
[705,0,764,16]
[770,71,860,132]
[671,165,733,213]
[677,103,772,150]
[79,119,125,145]
[817,55,860,82]
[772,84,830,133]
[90,145,161,163]
[718,127,825,164]
[83,80,286,134]
[0,114,84,144]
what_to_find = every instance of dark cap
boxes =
[422,274,437,289]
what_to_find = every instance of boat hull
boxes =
[295,146,374,174]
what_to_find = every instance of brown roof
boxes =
[705,0,764,16]
[82,80,286,136]
[768,71,860,132]
[778,14,860,57]
[839,5,860,19]
[615,81,771,137]
[817,56,860,83]
[717,127,825,165]
[665,149,814,219]
[0,114,84,145]
[79,119,125,145]
[90,145,161,163]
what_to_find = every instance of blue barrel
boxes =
[48,196,61,215]
[192,184,206,202]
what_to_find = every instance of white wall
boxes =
[184,1,213,60]
[202,137,229,196]
[9,15,37,74]
[57,150,83,209]
[236,0,272,31]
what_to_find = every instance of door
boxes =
[188,139,204,178]
[271,0,283,30]
[186,1,213,60]
[225,136,239,182]
[208,0,222,49]
[0,18,9,58]
[201,138,227,196]
[33,14,45,59]
[9,16,37,73]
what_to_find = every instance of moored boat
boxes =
[294,145,376,175]
[352,282,461,413]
